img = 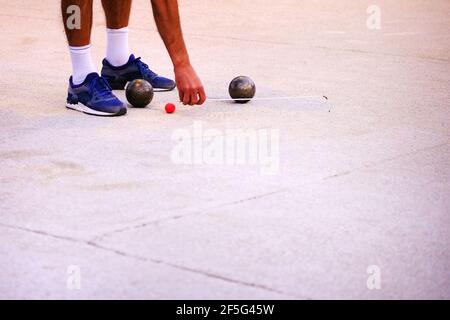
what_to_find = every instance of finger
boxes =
[198,87,206,105]
[178,86,184,103]
[190,90,199,106]
[182,89,191,105]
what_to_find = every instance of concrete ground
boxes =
[0,0,449,299]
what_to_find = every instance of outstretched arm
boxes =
[151,0,206,105]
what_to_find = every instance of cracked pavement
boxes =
[0,0,449,299]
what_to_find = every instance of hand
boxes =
[174,64,206,105]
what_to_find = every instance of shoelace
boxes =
[89,76,114,99]
[135,57,158,80]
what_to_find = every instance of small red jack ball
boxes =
[165,103,176,114]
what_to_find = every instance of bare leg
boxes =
[61,0,93,46]
[102,0,132,29]
[101,0,132,66]
[61,0,96,84]
[99,0,178,91]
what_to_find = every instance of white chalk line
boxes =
[208,95,328,102]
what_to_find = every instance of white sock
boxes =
[106,27,130,67]
[69,44,97,85]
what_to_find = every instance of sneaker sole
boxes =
[108,79,176,92]
[66,102,127,117]
[153,86,177,92]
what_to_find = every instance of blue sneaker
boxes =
[101,54,176,91]
[66,73,127,117]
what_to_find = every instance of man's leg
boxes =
[61,0,96,85]
[100,0,176,91]
[61,0,126,116]
[102,0,132,67]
